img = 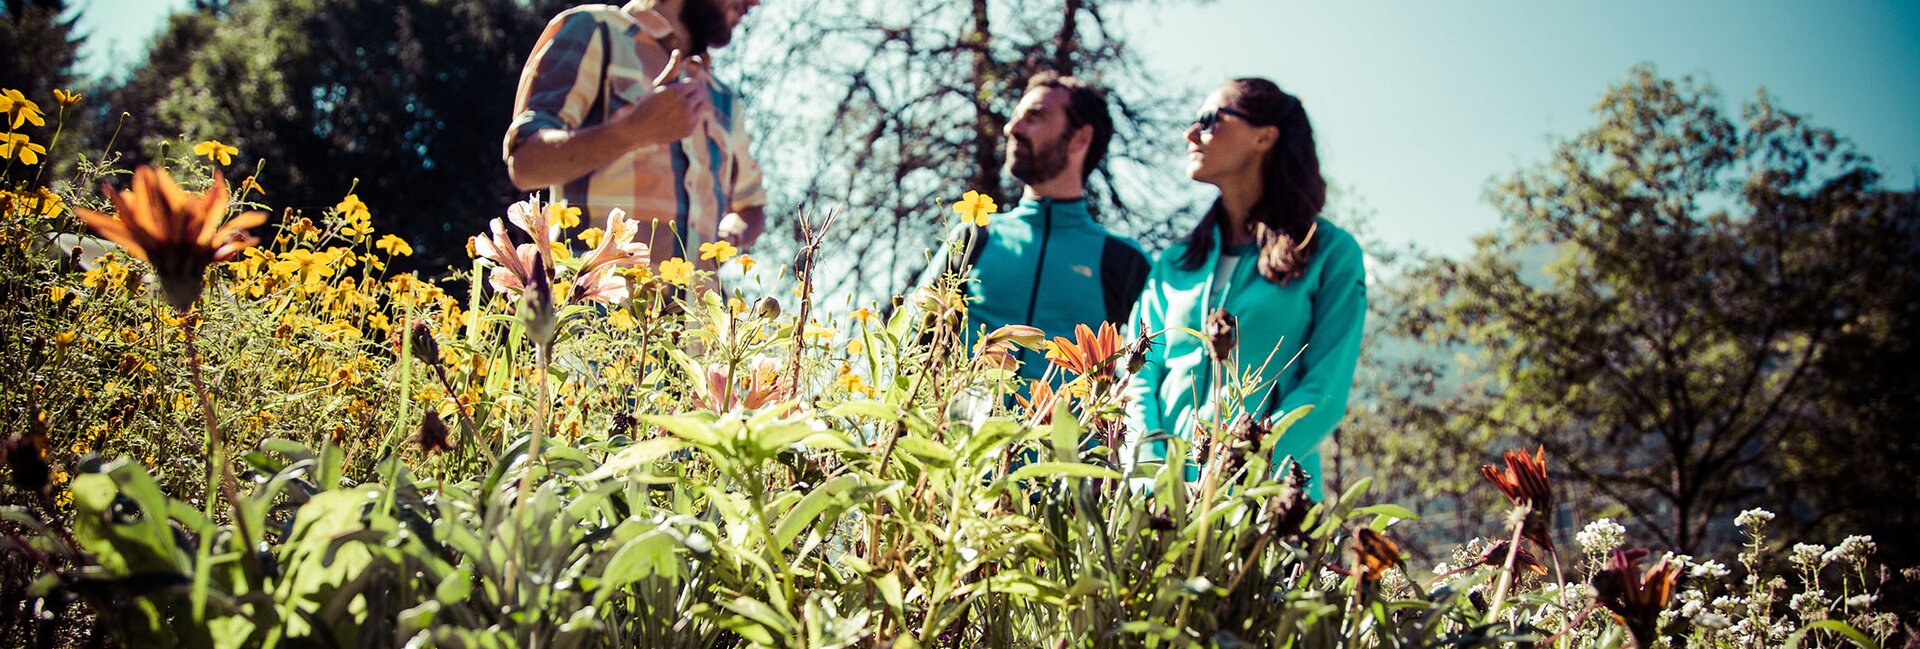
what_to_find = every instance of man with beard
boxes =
[937,72,1151,384]
[504,0,766,263]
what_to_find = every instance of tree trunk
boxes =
[1053,0,1083,76]
[967,0,1004,202]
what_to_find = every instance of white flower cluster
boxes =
[1845,593,1877,609]
[1690,559,1730,579]
[1789,589,1829,620]
[1575,518,1626,555]
[1734,508,1774,530]
[1822,535,1875,566]
[1790,543,1828,572]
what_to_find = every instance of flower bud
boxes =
[755,296,781,320]
[1203,308,1237,361]
[408,321,440,366]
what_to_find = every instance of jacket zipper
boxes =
[1019,200,1054,367]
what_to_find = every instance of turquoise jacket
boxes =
[1125,217,1367,499]
[950,197,1151,383]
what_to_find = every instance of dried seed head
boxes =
[1203,308,1237,361]
[416,410,454,454]
[4,430,51,496]
[408,321,440,366]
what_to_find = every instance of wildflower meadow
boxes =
[0,80,1908,649]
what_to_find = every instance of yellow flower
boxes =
[53,331,77,349]
[269,249,335,286]
[375,234,413,257]
[577,227,605,249]
[850,307,877,324]
[52,88,82,107]
[658,257,694,286]
[0,133,47,165]
[834,369,874,397]
[698,240,738,263]
[335,194,369,219]
[728,297,747,316]
[547,202,583,229]
[848,338,866,355]
[192,139,239,166]
[1,89,45,129]
[239,175,267,196]
[367,313,393,333]
[951,190,997,227]
[289,217,321,243]
[608,309,638,331]
[737,254,757,272]
[48,285,68,303]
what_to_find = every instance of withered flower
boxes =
[1482,446,1556,552]
[1219,415,1271,477]
[4,429,51,496]
[1262,460,1315,542]
[1203,308,1237,361]
[1478,540,1549,575]
[73,166,266,311]
[975,323,1045,370]
[1044,322,1123,381]
[1592,549,1680,648]
[416,410,454,454]
[754,296,781,320]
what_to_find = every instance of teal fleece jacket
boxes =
[952,197,1151,383]
[1124,217,1368,499]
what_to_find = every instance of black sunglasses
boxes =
[1192,106,1257,133]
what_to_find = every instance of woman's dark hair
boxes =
[1177,78,1326,285]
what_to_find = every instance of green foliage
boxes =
[1342,64,1920,564]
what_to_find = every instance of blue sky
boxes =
[67,0,1920,258]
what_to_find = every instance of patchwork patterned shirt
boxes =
[505,1,766,255]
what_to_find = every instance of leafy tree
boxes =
[734,0,1204,300]
[95,0,572,274]
[1,0,80,100]
[1338,64,1920,562]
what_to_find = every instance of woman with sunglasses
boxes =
[1125,78,1367,500]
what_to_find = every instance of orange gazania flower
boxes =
[1482,446,1556,552]
[1044,322,1123,381]
[1013,380,1062,425]
[1350,527,1404,583]
[1593,549,1680,649]
[74,166,266,311]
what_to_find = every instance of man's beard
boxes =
[1006,132,1071,186]
[681,0,733,54]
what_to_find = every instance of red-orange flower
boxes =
[73,166,266,311]
[1013,380,1062,425]
[1482,446,1556,552]
[1350,527,1404,583]
[1044,322,1122,380]
[1592,549,1680,648]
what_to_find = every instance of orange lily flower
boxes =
[73,166,265,311]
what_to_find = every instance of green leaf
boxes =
[576,437,684,482]
[1049,399,1082,462]
[875,571,904,614]
[895,434,955,468]
[826,399,902,422]
[644,413,723,448]
[1787,619,1880,649]
[1352,503,1420,522]
[1007,462,1121,483]
[773,475,859,548]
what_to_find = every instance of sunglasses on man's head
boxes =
[1193,106,1255,133]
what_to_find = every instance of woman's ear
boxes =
[1254,125,1280,152]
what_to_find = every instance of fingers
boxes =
[651,49,685,88]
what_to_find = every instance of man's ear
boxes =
[1071,124,1095,155]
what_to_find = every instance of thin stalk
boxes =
[1488,504,1531,616]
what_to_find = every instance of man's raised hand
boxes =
[615,49,708,146]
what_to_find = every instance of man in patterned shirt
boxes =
[504,0,766,262]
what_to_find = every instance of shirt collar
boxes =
[622,2,679,43]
